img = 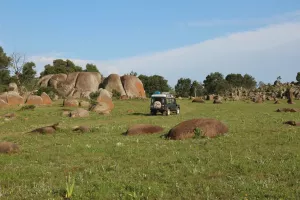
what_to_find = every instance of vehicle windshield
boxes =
[166,98,176,104]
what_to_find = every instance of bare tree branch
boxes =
[9,52,27,85]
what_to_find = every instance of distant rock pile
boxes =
[37,72,146,99]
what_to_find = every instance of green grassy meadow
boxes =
[0,99,300,200]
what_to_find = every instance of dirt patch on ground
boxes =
[125,124,164,136]
[166,118,228,140]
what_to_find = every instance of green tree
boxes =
[175,78,192,97]
[225,73,244,88]
[296,72,300,83]
[242,74,257,89]
[20,62,37,86]
[190,80,204,97]
[85,63,99,72]
[0,46,11,70]
[40,59,82,76]
[203,72,229,95]
[129,71,137,76]
[277,76,282,82]
[138,74,170,97]
[0,70,11,85]
[21,62,36,79]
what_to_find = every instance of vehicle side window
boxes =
[167,98,174,104]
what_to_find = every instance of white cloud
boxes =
[186,10,300,27]
[30,22,300,86]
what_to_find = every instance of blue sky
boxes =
[1,0,300,86]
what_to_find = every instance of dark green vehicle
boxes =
[150,92,180,116]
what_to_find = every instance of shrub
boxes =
[89,91,100,106]
[0,85,8,93]
[112,89,121,100]
[19,105,36,111]
[193,127,204,138]
[89,91,100,101]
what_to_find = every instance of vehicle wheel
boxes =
[166,109,171,116]
[176,108,180,115]
[151,111,157,115]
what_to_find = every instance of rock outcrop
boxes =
[38,72,146,99]
[0,92,24,107]
[0,99,8,108]
[89,89,114,114]
[121,75,146,98]
[8,83,18,92]
[40,92,52,105]
[101,74,127,97]
[69,108,89,118]
[26,95,43,105]
[38,72,103,98]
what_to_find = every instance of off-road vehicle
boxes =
[150,92,180,116]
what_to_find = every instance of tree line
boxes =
[130,71,257,97]
[1,46,300,96]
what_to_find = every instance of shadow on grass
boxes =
[130,112,166,116]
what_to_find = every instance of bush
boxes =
[19,105,36,111]
[0,85,8,93]
[34,87,58,100]
[89,91,100,106]
[112,89,121,100]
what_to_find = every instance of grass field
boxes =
[0,99,300,200]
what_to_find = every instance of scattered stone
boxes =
[72,126,90,133]
[120,95,129,100]
[287,88,295,104]
[125,124,164,136]
[62,111,71,117]
[283,121,300,126]
[79,101,90,107]
[26,95,43,105]
[207,95,214,101]
[192,98,205,103]
[166,118,228,140]
[213,99,222,104]
[276,108,300,112]
[254,95,263,103]
[69,108,89,118]
[29,123,59,134]
[89,89,114,114]
[0,99,8,108]
[274,100,280,104]
[7,91,24,105]
[63,98,79,107]
[0,142,20,154]
[3,113,16,119]
[8,83,18,92]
